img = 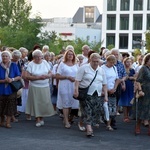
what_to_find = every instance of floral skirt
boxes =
[0,93,17,116]
[80,93,101,126]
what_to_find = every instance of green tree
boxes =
[0,0,43,50]
[107,44,115,50]
[0,0,31,28]
[145,30,150,53]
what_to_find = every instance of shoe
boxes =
[116,112,120,116]
[78,122,86,132]
[135,127,141,135]
[65,123,71,129]
[106,126,114,131]
[59,114,64,118]
[94,124,100,128]
[11,118,18,123]
[5,124,12,128]
[36,122,41,127]
[40,120,44,126]
[26,117,32,121]
[86,131,93,137]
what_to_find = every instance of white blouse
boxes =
[76,63,107,96]
[27,60,51,87]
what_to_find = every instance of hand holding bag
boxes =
[10,79,24,92]
[74,70,98,101]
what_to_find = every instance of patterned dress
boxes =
[119,68,135,106]
[136,65,150,120]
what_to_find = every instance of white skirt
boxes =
[26,86,55,117]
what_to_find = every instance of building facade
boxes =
[41,6,102,43]
[101,0,150,53]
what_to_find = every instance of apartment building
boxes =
[41,6,102,43]
[101,0,150,53]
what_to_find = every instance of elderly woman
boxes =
[56,47,79,129]
[74,53,108,137]
[0,51,21,128]
[11,50,22,73]
[11,50,23,120]
[101,55,120,130]
[42,45,49,54]
[25,49,54,127]
[118,57,135,122]
[134,53,150,135]
[19,47,28,66]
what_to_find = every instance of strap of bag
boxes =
[88,70,98,88]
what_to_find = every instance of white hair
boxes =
[32,49,42,57]
[66,45,74,51]
[1,50,12,58]
[12,50,22,58]
[19,47,28,53]
[42,45,49,50]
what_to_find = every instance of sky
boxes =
[30,0,103,18]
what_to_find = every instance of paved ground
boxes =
[0,113,150,150]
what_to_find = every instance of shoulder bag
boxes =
[74,70,98,101]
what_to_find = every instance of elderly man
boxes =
[81,45,90,66]
[111,48,127,128]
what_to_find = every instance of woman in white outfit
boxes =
[25,50,54,127]
[56,48,79,129]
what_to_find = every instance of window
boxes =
[107,15,116,30]
[134,0,143,10]
[147,15,150,29]
[106,34,115,47]
[119,34,128,49]
[120,15,129,30]
[133,14,142,30]
[148,0,150,10]
[120,0,130,11]
[85,7,94,23]
[107,0,116,11]
[132,34,142,49]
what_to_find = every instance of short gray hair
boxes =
[42,45,49,50]
[90,53,100,59]
[1,50,12,58]
[12,50,22,58]
[19,47,28,53]
[111,48,119,54]
[66,45,74,51]
[32,49,42,57]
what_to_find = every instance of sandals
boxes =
[65,123,71,129]
[86,131,94,137]
[106,126,114,131]
[78,122,86,132]
[5,124,12,128]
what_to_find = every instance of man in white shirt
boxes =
[80,45,90,66]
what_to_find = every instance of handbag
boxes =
[74,70,98,101]
[10,80,24,92]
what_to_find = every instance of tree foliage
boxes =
[0,0,102,54]
[0,0,43,50]
[145,31,150,53]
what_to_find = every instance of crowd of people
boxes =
[0,44,150,137]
